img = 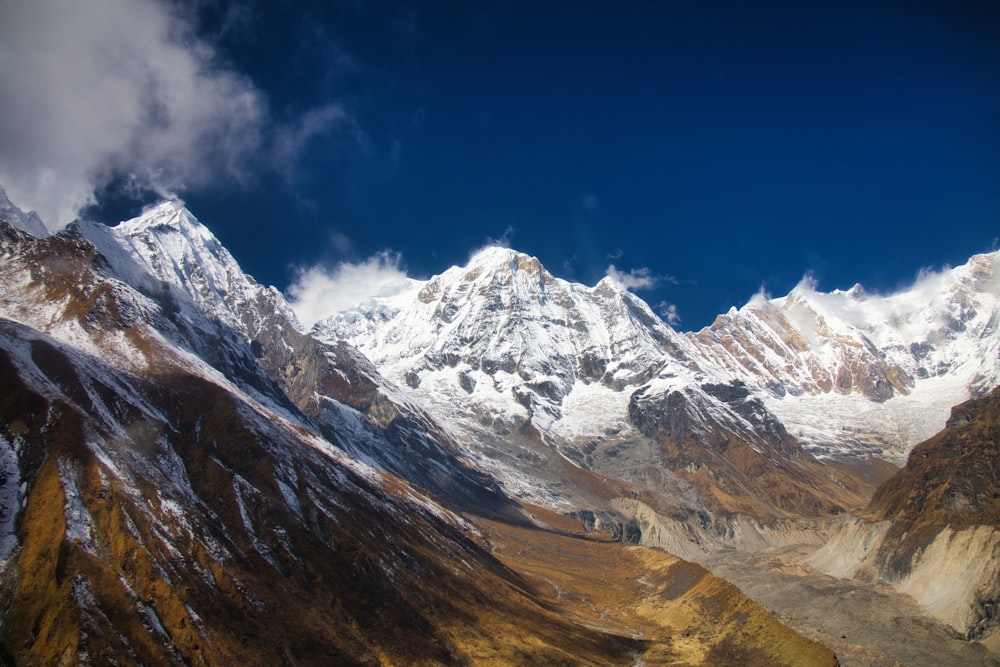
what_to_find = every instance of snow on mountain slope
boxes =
[11,190,996,524]
[689,253,1000,461]
[0,211,553,664]
[78,200,301,341]
[313,248,872,525]
[313,247,707,508]
[316,246,691,432]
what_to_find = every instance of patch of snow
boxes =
[138,599,169,638]
[275,479,303,520]
[58,458,99,554]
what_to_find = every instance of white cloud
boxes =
[286,251,412,328]
[605,264,658,291]
[0,0,270,228]
[0,0,347,229]
[656,301,681,326]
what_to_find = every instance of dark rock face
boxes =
[628,381,795,458]
[628,387,701,454]
[701,381,797,455]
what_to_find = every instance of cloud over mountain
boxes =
[286,251,412,328]
[0,0,269,227]
[605,264,658,290]
[0,0,347,230]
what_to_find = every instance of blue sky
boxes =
[2,1,998,329]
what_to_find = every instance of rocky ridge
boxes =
[320,245,1000,468]
[78,202,512,514]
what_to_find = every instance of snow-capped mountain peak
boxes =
[464,244,532,268]
[311,248,693,507]
[111,200,246,299]
[79,200,303,339]
[317,244,681,395]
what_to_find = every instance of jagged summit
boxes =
[112,199,236,280]
[78,199,292,337]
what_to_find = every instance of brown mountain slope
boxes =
[479,512,838,667]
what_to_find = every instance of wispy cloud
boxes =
[0,0,348,229]
[605,264,671,291]
[271,104,349,182]
[561,254,579,277]
[656,301,681,326]
[603,246,680,291]
[286,251,412,328]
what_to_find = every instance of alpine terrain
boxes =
[0,186,997,665]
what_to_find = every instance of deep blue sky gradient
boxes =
[93,1,1000,329]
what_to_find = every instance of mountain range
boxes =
[1,188,997,665]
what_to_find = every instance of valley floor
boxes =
[705,544,1000,667]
